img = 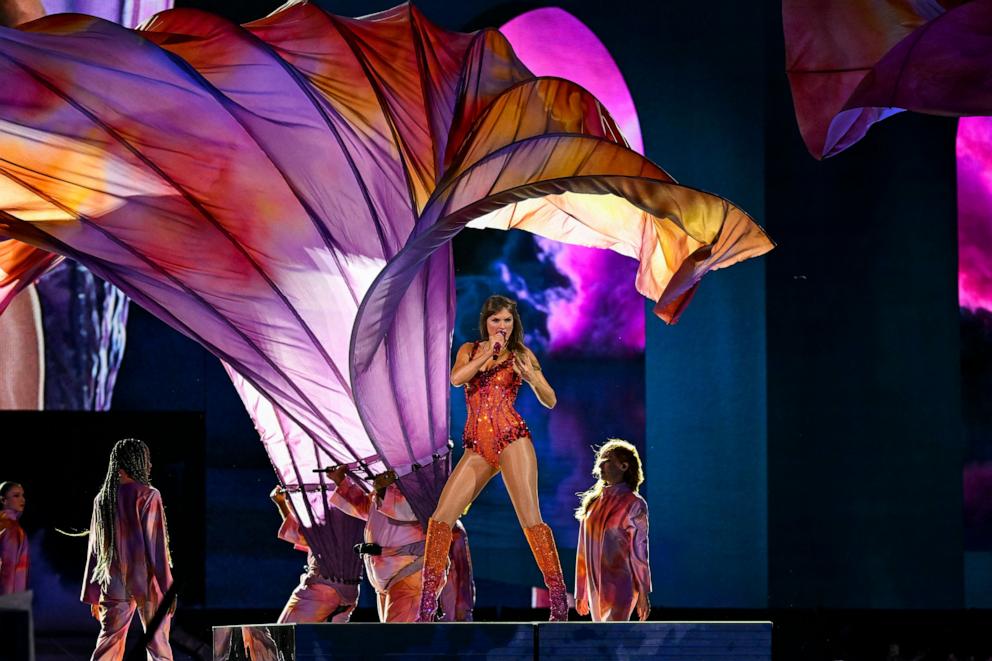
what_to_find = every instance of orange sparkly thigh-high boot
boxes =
[524,522,568,621]
[416,518,453,622]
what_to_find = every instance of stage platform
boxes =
[213,621,772,660]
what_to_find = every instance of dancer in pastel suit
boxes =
[82,439,174,661]
[418,295,566,622]
[575,440,651,622]
[270,486,360,623]
[327,467,474,622]
[0,482,29,594]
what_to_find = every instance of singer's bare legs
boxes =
[429,438,542,528]
[431,449,497,525]
[498,437,543,528]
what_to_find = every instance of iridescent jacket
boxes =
[575,483,651,621]
[81,482,172,606]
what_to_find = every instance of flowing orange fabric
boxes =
[784,0,992,159]
[0,3,773,530]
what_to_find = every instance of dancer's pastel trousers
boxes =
[376,571,423,623]
[91,598,172,661]
[278,582,355,623]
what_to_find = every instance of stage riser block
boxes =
[540,622,771,659]
[213,622,771,660]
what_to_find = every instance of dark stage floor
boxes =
[24,608,992,661]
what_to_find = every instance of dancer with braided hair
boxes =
[574,440,651,622]
[82,438,174,661]
[418,295,566,622]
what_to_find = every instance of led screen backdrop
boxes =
[958,117,992,554]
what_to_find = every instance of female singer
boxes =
[418,294,565,621]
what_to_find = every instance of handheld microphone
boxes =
[493,329,506,359]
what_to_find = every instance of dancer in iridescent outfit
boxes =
[82,439,174,661]
[418,295,566,622]
[575,440,651,622]
[327,466,474,622]
[270,486,360,624]
[0,481,29,594]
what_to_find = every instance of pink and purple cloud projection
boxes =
[959,117,992,314]
[959,117,992,551]
[501,8,645,355]
[500,8,643,155]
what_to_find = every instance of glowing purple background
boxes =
[41,0,170,25]
[958,117,992,551]
[534,238,645,355]
[500,8,643,155]
[501,8,645,356]
[958,117,992,315]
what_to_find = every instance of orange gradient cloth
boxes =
[0,3,773,531]
[784,0,991,158]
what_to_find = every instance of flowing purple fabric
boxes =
[41,0,170,26]
[228,366,364,582]
[0,3,773,532]
[0,0,167,411]
[784,0,992,159]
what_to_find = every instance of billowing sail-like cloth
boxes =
[41,0,171,25]
[226,365,364,583]
[0,0,167,411]
[784,0,992,159]
[0,2,772,525]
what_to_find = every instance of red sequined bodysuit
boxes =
[462,342,532,468]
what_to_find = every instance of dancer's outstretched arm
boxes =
[327,468,371,521]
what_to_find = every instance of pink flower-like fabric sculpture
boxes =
[0,3,772,549]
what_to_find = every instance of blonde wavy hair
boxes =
[575,439,644,520]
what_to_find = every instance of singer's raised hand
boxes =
[513,352,536,382]
[450,337,501,386]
